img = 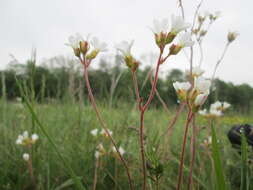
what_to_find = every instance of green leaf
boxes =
[211,122,228,190]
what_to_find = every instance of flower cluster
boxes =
[199,101,231,118]
[66,33,107,61]
[90,128,126,160]
[16,131,39,146]
[90,128,113,138]
[173,68,211,112]
[16,131,39,161]
[151,15,192,50]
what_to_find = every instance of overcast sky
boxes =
[0,0,252,85]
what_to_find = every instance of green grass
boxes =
[1,100,253,189]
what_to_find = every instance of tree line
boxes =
[1,55,252,113]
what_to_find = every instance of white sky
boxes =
[0,0,252,85]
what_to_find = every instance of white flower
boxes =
[173,81,191,92]
[115,40,134,55]
[185,67,205,77]
[90,129,99,136]
[152,18,169,34]
[67,33,83,49]
[31,134,39,142]
[16,135,23,145]
[23,131,29,139]
[95,151,100,159]
[198,109,207,115]
[100,129,113,137]
[194,77,211,94]
[118,147,125,155]
[112,146,126,155]
[91,37,107,52]
[223,102,231,109]
[210,108,223,117]
[210,101,222,110]
[214,11,221,18]
[23,153,30,161]
[178,32,194,47]
[171,15,191,34]
[194,92,208,106]
[204,136,212,145]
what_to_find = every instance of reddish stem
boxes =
[82,64,134,190]
[187,115,197,190]
[176,110,194,190]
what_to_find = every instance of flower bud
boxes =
[86,50,99,60]
[165,32,177,44]
[227,32,239,43]
[80,41,89,55]
[200,30,207,37]
[73,48,81,57]
[169,44,182,55]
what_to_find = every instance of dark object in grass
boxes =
[227,124,253,149]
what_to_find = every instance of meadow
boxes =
[1,98,253,189]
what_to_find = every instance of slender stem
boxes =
[82,64,134,190]
[187,115,197,190]
[176,110,194,190]
[143,56,161,111]
[178,0,185,19]
[211,42,230,84]
[92,158,99,190]
[149,72,170,114]
[139,110,147,190]
[166,102,186,134]
[27,159,36,187]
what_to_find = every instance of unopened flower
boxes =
[23,153,30,161]
[227,31,239,43]
[185,67,205,77]
[90,129,99,136]
[170,15,191,34]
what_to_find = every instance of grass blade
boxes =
[211,122,228,190]
[15,78,85,190]
[240,132,249,190]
